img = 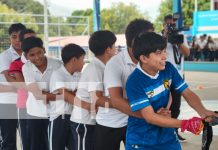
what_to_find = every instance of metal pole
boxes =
[58,17,61,58]
[173,0,183,29]
[211,0,214,10]
[43,0,49,54]
[195,0,198,12]
[93,0,101,31]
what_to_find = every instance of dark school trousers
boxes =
[26,115,49,150]
[70,122,95,150]
[0,104,17,150]
[48,114,75,150]
[17,108,29,150]
[94,123,127,150]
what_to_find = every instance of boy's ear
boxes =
[71,57,77,62]
[139,55,148,64]
[105,47,110,54]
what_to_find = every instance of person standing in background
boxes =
[162,14,190,142]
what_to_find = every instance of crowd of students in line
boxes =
[0,19,218,150]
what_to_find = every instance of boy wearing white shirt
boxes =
[104,19,154,150]
[49,44,85,150]
[70,30,117,150]
[22,37,61,150]
[0,23,26,150]
[7,28,36,150]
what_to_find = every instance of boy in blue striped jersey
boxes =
[125,32,218,150]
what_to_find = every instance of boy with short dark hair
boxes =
[70,30,117,150]
[0,23,26,150]
[8,28,36,150]
[48,43,86,150]
[125,32,218,150]
[19,29,36,43]
[22,37,61,150]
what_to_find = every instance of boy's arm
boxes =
[0,84,16,92]
[140,105,204,135]
[0,72,18,93]
[140,105,182,128]
[108,87,142,118]
[182,88,218,119]
[178,42,190,57]
[7,72,26,89]
[90,91,113,108]
[56,88,91,111]
[2,70,15,82]
[27,83,56,102]
[22,64,56,102]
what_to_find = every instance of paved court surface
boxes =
[15,71,218,150]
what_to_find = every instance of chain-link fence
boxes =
[0,13,91,59]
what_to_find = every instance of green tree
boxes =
[0,2,38,52]
[0,0,44,14]
[67,9,93,35]
[101,2,149,34]
[68,2,150,35]
[47,16,74,37]
[182,0,210,26]
[154,0,210,32]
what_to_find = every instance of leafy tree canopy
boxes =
[154,0,210,32]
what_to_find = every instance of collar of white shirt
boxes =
[9,45,20,57]
[31,57,52,72]
[61,65,71,76]
[92,57,105,68]
[21,53,28,63]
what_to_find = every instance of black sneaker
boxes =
[177,133,187,143]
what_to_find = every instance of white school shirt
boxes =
[70,57,104,125]
[196,39,207,50]
[102,49,136,128]
[22,57,62,117]
[166,35,189,78]
[0,46,20,104]
[49,65,81,121]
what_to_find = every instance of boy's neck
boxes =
[141,63,158,77]
[127,48,138,64]
[96,55,109,65]
[64,63,75,75]
[37,57,47,73]
[12,47,23,56]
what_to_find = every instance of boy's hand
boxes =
[181,117,204,135]
[201,110,218,122]
[157,107,171,118]
[203,111,218,126]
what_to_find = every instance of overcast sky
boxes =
[36,0,162,21]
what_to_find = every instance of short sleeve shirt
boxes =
[49,65,81,120]
[22,57,62,117]
[70,57,105,125]
[0,46,20,104]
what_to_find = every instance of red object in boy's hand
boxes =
[181,117,204,135]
